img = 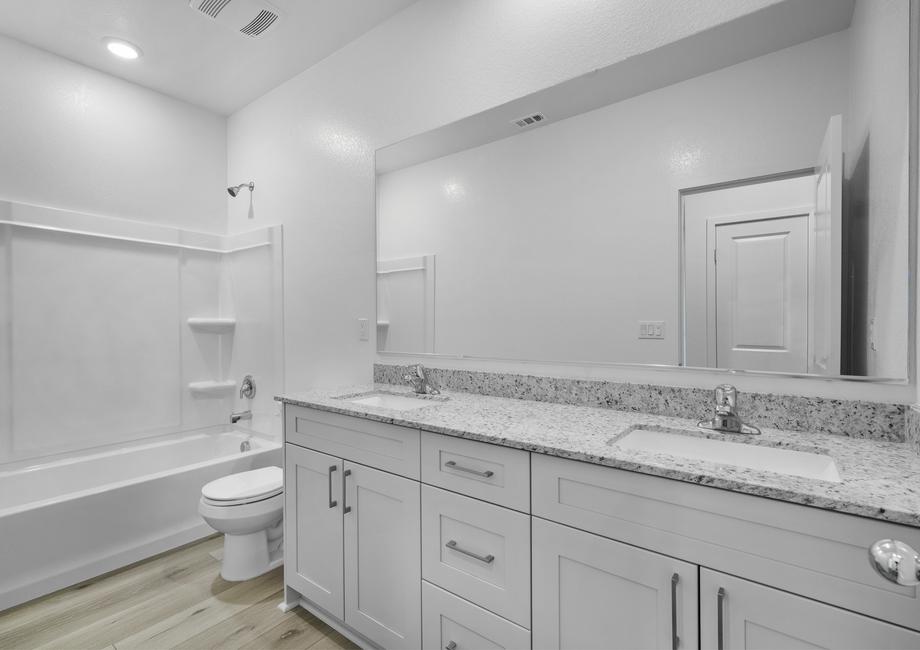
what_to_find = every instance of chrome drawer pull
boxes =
[671,573,680,650]
[445,539,494,564]
[717,587,726,650]
[445,643,457,650]
[444,460,494,478]
[327,465,337,509]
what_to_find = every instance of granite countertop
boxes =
[276,384,920,527]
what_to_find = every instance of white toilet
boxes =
[198,466,284,581]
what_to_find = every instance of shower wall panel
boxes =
[10,230,182,457]
[0,201,283,465]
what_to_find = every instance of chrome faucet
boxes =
[698,384,760,435]
[404,364,440,395]
[231,410,252,424]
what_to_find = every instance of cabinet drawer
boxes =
[285,404,420,479]
[421,431,529,512]
[422,485,531,628]
[422,581,530,650]
[532,453,920,632]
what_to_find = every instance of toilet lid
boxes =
[202,466,282,502]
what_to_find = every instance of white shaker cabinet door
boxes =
[700,568,920,650]
[343,461,421,650]
[284,444,344,619]
[532,518,698,650]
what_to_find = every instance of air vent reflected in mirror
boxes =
[512,113,546,128]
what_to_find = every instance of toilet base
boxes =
[219,520,283,581]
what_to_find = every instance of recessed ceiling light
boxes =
[104,38,141,60]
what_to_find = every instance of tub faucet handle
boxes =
[240,375,256,399]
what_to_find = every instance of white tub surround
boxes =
[0,203,284,468]
[0,428,281,612]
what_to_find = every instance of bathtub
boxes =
[0,427,281,612]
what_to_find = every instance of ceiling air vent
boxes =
[196,0,232,19]
[512,113,546,128]
[240,9,278,37]
[189,0,281,38]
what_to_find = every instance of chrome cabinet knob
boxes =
[869,539,920,586]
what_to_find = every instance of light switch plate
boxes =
[358,318,369,341]
[639,321,665,339]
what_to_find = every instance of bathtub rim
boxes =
[0,426,281,518]
[0,439,282,613]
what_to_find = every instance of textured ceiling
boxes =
[0,0,418,115]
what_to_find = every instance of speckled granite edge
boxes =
[278,385,920,527]
[907,405,920,454]
[374,363,908,442]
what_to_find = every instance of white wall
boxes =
[377,31,848,365]
[227,0,788,390]
[0,35,226,232]
[845,0,911,378]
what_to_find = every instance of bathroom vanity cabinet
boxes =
[282,403,920,649]
[283,408,422,649]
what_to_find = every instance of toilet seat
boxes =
[201,466,282,506]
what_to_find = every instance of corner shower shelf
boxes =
[188,380,236,397]
[187,317,236,334]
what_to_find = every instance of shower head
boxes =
[227,182,255,197]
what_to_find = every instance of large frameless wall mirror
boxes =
[375,0,916,381]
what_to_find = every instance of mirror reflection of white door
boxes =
[708,214,809,372]
[682,119,843,376]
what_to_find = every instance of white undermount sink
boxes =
[613,428,842,483]
[341,391,445,411]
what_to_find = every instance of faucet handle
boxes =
[240,374,256,399]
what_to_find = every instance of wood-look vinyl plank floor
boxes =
[0,536,357,650]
